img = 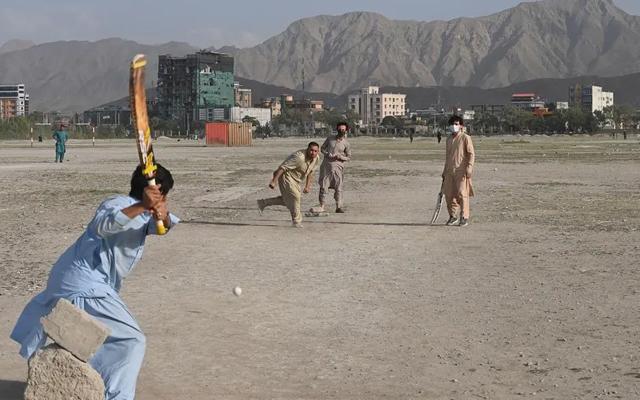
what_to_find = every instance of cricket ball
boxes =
[233,286,242,296]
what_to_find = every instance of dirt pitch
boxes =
[0,135,639,399]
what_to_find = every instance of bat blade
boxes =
[430,192,444,225]
[129,54,166,235]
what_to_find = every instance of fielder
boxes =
[312,122,352,214]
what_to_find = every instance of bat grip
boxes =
[147,177,167,235]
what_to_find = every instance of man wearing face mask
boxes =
[441,115,475,226]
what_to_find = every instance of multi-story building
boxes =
[470,104,505,116]
[234,82,252,108]
[348,86,406,126]
[83,106,132,127]
[569,85,614,113]
[259,97,282,117]
[0,84,29,119]
[158,51,235,130]
[510,93,545,111]
[230,107,271,127]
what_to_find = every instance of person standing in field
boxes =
[441,115,475,227]
[312,122,352,214]
[52,124,69,162]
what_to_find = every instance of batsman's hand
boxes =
[142,184,163,210]
[151,200,168,219]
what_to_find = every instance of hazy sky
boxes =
[2,0,639,49]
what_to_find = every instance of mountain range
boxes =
[0,0,639,112]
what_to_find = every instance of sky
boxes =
[2,0,639,49]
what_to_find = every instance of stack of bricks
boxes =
[24,298,110,400]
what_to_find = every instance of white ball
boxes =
[233,286,242,296]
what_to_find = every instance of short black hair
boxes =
[308,141,320,149]
[129,163,174,200]
[336,121,349,130]
[448,115,464,126]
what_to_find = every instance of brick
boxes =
[41,298,110,362]
[25,344,104,400]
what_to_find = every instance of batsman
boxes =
[11,54,179,400]
[441,115,475,227]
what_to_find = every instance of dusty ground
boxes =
[0,135,639,399]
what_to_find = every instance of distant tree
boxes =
[242,115,260,127]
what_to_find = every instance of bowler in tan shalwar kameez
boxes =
[442,116,475,226]
[258,143,320,227]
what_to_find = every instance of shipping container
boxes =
[205,122,252,147]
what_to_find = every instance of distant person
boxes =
[312,122,352,214]
[257,142,320,227]
[409,130,414,143]
[52,126,69,162]
[441,115,475,227]
[623,130,627,140]
[437,131,442,143]
[11,164,178,400]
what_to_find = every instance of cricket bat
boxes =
[430,180,444,225]
[130,54,166,235]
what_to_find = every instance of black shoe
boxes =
[459,217,469,227]
[257,199,266,214]
[445,216,459,226]
[335,208,345,213]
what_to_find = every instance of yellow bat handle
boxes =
[148,177,167,236]
[156,220,167,235]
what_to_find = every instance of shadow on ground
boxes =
[0,380,26,400]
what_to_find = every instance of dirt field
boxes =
[0,135,639,399]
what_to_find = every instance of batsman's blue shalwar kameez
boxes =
[11,195,179,400]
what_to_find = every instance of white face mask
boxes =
[449,124,461,133]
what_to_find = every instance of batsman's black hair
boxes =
[448,115,464,126]
[336,121,349,130]
[129,163,174,200]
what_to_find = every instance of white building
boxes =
[569,85,614,113]
[348,86,406,126]
[0,83,29,119]
[230,107,271,127]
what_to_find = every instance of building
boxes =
[83,106,131,127]
[229,107,271,127]
[0,83,29,119]
[292,99,324,112]
[510,93,545,111]
[348,86,406,126]
[234,82,252,108]
[555,101,569,110]
[569,85,614,113]
[470,104,505,116]
[157,51,235,130]
[259,97,282,117]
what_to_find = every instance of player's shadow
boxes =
[306,220,434,227]
[0,380,26,400]
[182,220,284,227]
[184,219,441,228]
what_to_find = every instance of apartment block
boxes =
[348,86,406,126]
[0,83,29,119]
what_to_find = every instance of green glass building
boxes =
[158,51,234,131]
